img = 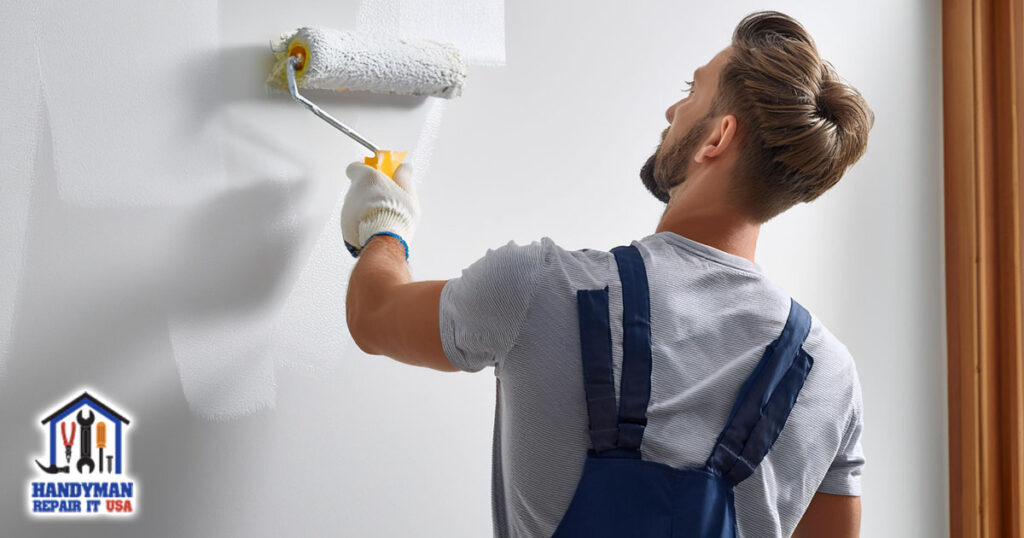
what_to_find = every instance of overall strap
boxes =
[577,285,619,453]
[575,244,654,456]
[610,245,653,452]
[705,298,814,486]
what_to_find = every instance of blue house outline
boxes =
[41,392,130,475]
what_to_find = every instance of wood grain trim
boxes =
[943,0,1024,536]
[943,0,982,534]
[993,0,1024,533]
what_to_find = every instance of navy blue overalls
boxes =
[551,245,813,537]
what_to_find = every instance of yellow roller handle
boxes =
[364,150,408,180]
[96,422,106,449]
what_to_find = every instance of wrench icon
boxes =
[76,410,95,474]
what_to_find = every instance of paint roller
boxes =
[267,27,468,178]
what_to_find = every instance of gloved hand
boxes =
[341,162,419,259]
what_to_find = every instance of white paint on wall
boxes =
[0,0,41,377]
[265,198,359,375]
[358,0,506,66]
[165,111,313,419]
[407,98,449,185]
[35,0,226,207]
[168,314,279,419]
[355,0,506,183]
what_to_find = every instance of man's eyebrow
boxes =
[693,68,701,82]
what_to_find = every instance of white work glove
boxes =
[341,162,420,259]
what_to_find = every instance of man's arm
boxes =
[340,162,542,373]
[346,234,457,372]
[792,493,861,538]
[338,161,457,372]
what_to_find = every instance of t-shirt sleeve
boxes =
[817,371,865,496]
[439,239,549,373]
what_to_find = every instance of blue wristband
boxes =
[360,231,409,260]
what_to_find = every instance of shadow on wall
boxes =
[7,95,309,390]
[4,40,329,420]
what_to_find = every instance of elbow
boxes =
[347,284,385,355]
[347,309,380,355]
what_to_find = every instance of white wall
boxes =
[0,0,946,536]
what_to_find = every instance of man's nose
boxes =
[665,102,677,124]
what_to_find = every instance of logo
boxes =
[27,390,138,517]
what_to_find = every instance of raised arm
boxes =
[340,162,457,372]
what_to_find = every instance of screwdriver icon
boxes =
[97,422,107,473]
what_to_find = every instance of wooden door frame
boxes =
[943,0,1024,536]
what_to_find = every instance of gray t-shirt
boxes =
[439,231,865,538]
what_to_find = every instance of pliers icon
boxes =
[61,421,76,465]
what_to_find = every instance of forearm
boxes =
[352,234,412,286]
[347,234,411,353]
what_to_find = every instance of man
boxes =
[343,10,872,538]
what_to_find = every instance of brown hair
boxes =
[712,11,875,223]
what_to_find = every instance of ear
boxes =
[694,114,738,163]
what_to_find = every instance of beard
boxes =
[640,118,711,203]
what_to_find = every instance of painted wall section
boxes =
[0,0,944,537]
[358,0,507,66]
[39,0,225,206]
[0,0,40,379]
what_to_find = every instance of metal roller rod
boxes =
[285,56,380,155]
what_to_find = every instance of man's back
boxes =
[440,231,864,537]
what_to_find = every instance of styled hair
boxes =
[713,11,874,223]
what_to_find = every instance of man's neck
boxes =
[655,199,761,264]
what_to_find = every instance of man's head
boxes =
[640,11,874,223]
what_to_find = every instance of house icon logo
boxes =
[28,389,138,517]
